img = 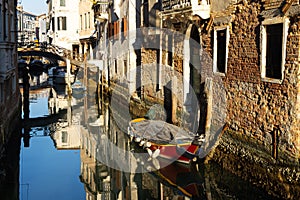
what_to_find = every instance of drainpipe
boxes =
[158,12,162,90]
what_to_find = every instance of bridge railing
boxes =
[18,41,48,50]
[18,42,91,66]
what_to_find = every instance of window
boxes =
[213,26,229,74]
[80,15,82,30]
[57,16,67,30]
[60,0,66,6]
[124,60,127,76]
[115,60,118,74]
[108,23,114,38]
[61,131,68,143]
[266,24,283,79]
[51,17,55,31]
[167,34,173,67]
[84,13,87,30]
[107,21,120,40]
[261,17,289,82]
[88,12,90,29]
[121,17,128,37]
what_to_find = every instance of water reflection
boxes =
[19,87,85,200]
[0,128,21,200]
[70,74,276,199]
[0,69,278,199]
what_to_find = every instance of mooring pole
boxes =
[66,58,72,96]
[22,66,30,121]
[22,65,31,147]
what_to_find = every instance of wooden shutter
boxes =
[123,18,127,37]
[113,22,117,39]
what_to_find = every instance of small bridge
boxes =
[18,43,84,67]
[22,109,67,128]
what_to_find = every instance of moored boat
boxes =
[128,118,228,166]
[128,118,203,165]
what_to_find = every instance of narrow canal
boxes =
[1,76,279,200]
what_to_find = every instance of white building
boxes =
[37,14,47,45]
[78,0,95,60]
[16,5,37,46]
[46,0,80,50]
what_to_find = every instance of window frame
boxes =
[60,0,66,7]
[260,17,289,84]
[213,25,230,75]
[57,16,67,31]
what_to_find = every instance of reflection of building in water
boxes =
[51,122,81,150]
[48,87,78,114]
[78,96,206,199]
[49,86,82,149]
[28,72,48,87]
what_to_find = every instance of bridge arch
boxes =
[18,50,65,65]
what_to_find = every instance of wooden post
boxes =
[22,65,31,147]
[84,53,88,89]
[23,66,30,121]
[66,58,72,95]
[171,76,178,124]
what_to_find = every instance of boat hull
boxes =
[149,143,199,164]
[151,158,204,198]
[128,118,200,165]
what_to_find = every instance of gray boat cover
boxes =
[129,120,195,145]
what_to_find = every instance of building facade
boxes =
[46,0,80,50]
[37,13,47,45]
[16,5,37,46]
[78,0,95,60]
[0,0,20,153]
[92,0,300,198]
[202,0,300,160]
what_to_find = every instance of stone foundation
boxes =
[211,129,300,199]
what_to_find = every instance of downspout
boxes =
[158,12,162,90]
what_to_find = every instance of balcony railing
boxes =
[93,0,109,21]
[162,0,210,19]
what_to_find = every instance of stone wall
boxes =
[201,0,300,162]
[198,0,300,198]
[0,90,21,152]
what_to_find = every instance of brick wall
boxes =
[202,0,300,159]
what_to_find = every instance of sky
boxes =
[19,0,48,15]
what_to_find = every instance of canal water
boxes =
[1,76,279,199]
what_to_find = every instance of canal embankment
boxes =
[107,82,300,199]
[0,94,22,193]
[0,93,22,156]
[211,129,300,199]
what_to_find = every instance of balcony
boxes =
[92,0,109,22]
[162,0,211,19]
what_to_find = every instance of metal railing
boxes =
[162,0,210,10]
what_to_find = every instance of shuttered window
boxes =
[122,17,127,37]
